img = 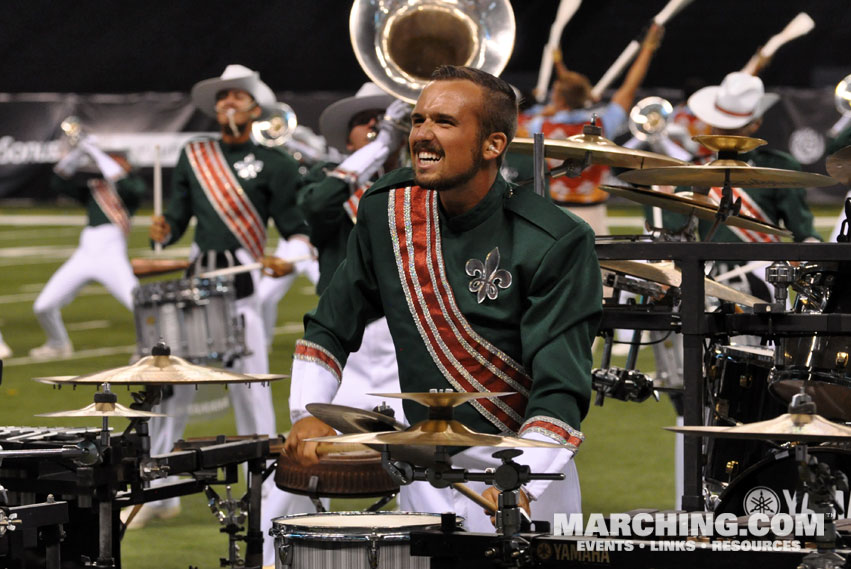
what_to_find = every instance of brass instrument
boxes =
[628,96,674,141]
[829,73,851,138]
[350,0,515,103]
[251,102,298,148]
[60,115,84,146]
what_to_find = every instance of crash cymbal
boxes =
[37,402,165,418]
[368,391,511,408]
[509,135,688,169]
[619,162,837,188]
[666,413,851,443]
[34,354,288,385]
[827,146,851,186]
[308,419,565,448]
[600,185,792,237]
[599,260,764,307]
[306,403,406,433]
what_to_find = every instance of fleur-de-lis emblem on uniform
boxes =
[465,247,512,304]
[234,153,264,180]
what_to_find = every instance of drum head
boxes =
[271,512,448,541]
[714,448,851,518]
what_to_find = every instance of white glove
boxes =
[53,147,88,178]
[334,138,392,187]
[375,99,412,151]
[79,140,126,181]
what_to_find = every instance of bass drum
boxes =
[714,447,851,518]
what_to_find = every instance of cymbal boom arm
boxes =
[704,167,742,241]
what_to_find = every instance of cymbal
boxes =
[619,162,837,188]
[308,419,565,448]
[509,135,688,169]
[693,134,766,154]
[306,403,406,433]
[34,354,288,385]
[37,402,165,418]
[600,185,792,237]
[827,146,851,186]
[368,391,510,408]
[599,260,764,307]
[666,413,851,442]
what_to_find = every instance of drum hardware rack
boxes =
[596,241,851,513]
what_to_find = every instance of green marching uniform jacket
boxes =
[161,138,308,253]
[51,173,145,227]
[295,167,602,448]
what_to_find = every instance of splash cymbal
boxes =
[666,413,851,442]
[509,135,687,169]
[619,162,837,188]
[368,391,511,408]
[33,354,288,385]
[827,146,851,186]
[600,185,792,237]
[306,403,406,433]
[599,260,764,307]
[308,419,565,448]
[37,402,165,418]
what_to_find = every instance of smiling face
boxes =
[409,79,488,192]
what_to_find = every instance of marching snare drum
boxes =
[271,512,447,569]
[132,276,245,362]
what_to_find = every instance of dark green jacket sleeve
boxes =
[116,175,146,215]
[297,162,350,247]
[521,222,601,429]
[162,149,194,247]
[267,151,309,239]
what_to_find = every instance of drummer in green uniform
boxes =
[285,65,602,530]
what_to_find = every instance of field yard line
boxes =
[0,228,80,241]
[0,215,153,226]
[4,344,135,367]
[0,285,114,304]
[66,320,111,331]
[273,322,304,335]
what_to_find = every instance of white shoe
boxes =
[0,341,11,359]
[120,503,182,530]
[28,343,73,360]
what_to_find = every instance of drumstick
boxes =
[315,442,373,456]
[590,0,694,99]
[533,0,583,103]
[198,255,311,279]
[452,482,498,515]
[740,13,815,75]
[153,144,162,254]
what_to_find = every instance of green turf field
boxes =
[0,204,842,567]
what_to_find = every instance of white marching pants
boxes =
[399,447,581,533]
[264,317,404,566]
[257,237,319,346]
[33,224,137,346]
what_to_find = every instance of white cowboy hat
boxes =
[191,64,277,118]
[319,82,394,152]
[687,72,780,130]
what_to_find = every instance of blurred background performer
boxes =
[262,82,410,567]
[0,330,10,359]
[516,23,664,236]
[30,137,144,360]
[143,65,307,533]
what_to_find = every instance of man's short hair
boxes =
[430,65,518,146]
[553,72,591,110]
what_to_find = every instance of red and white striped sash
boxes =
[343,184,368,224]
[88,178,130,235]
[389,186,532,435]
[186,140,267,260]
[708,186,780,243]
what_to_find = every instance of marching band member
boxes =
[30,140,145,359]
[285,66,602,531]
[263,82,410,567]
[142,65,308,538]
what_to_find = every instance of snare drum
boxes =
[132,276,245,362]
[705,344,788,485]
[271,512,446,569]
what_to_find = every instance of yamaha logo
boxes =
[743,486,781,516]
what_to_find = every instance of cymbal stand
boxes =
[91,384,116,568]
[704,166,742,242]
